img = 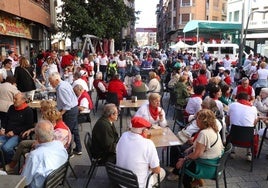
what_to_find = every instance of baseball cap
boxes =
[131,117,151,128]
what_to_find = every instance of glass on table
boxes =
[162,126,169,135]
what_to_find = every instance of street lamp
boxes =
[239,9,268,65]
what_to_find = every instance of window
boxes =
[234,11,239,22]
[221,47,233,54]
[229,12,232,22]
[181,0,191,7]
[207,47,219,54]
[251,8,258,20]
[181,14,190,23]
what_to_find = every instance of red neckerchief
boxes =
[237,99,252,106]
[224,92,231,98]
[54,120,69,131]
[193,130,201,142]
[212,97,218,100]
[149,104,158,120]
[133,80,142,87]
[191,94,202,99]
[15,102,28,111]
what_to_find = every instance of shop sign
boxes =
[0,15,32,39]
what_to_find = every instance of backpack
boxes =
[107,62,117,76]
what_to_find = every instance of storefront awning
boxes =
[183,20,242,33]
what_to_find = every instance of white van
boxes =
[203,43,239,62]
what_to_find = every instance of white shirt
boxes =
[116,131,160,188]
[8,56,17,71]
[135,103,167,127]
[148,78,161,93]
[185,96,202,115]
[97,81,107,93]
[117,59,126,68]
[79,97,90,113]
[94,57,100,72]
[223,58,232,70]
[0,68,7,79]
[72,78,89,92]
[100,56,108,66]
[227,102,258,127]
[257,68,268,80]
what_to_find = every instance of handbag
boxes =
[253,134,259,157]
[23,67,35,81]
[251,72,258,80]
[23,67,37,88]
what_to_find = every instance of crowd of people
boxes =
[0,46,267,187]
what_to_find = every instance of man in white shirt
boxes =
[227,92,258,128]
[116,117,165,188]
[72,71,89,92]
[226,92,258,161]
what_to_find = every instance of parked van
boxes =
[203,43,239,62]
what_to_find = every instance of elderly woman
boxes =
[134,93,167,127]
[131,74,148,96]
[254,88,268,117]
[167,98,223,181]
[176,109,224,188]
[147,71,161,93]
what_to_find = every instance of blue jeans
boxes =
[0,135,19,163]
[62,106,82,152]
[118,68,126,81]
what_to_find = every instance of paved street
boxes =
[66,91,268,188]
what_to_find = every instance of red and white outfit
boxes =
[77,90,93,113]
[72,78,89,92]
[227,100,257,127]
[116,131,165,188]
[54,120,72,149]
[232,85,255,101]
[135,103,167,127]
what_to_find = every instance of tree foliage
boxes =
[58,0,136,42]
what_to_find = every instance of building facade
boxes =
[227,0,268,56]
[0,0,55,59]
[156,0,227,49]
[122,0,135,50]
